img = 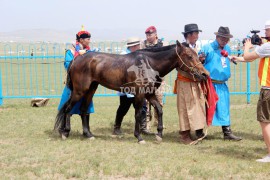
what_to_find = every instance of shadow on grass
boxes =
[44,129,89,141]
[44,125,263,151]
[214,145,266,160]
[44,125,142,143]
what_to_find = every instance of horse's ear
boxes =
[176,40,184,51]
[176,40,181,47]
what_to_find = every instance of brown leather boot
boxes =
[179,130,198,145]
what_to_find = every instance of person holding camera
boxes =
[199,26,242,141]
[232,20,270,162]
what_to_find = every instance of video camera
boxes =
[250,30,262,45]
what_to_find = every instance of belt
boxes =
[178,69,198,82]
[211,79,225,84]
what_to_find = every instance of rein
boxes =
[175,45,202,81]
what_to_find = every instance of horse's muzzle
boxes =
[194,72,208,81]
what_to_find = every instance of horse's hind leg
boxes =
[60,114,71,139]
[146,94,163,142]
[80,82,99,139]
[61,91,85,139]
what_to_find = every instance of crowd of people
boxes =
[57,20,270,163]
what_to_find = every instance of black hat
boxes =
[182,24,202,34]
[214,26,233,38]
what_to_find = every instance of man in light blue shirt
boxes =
[199,26,242,141]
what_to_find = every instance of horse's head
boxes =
[175,40,209,81]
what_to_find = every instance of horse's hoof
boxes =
[155,134,163,142]
[61,134,67,140]
[138,140,146,144]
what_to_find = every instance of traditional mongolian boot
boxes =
[140,117,155,135]
[146,110,152,131]
[179,130,198,145]
[195,129,207,140]
[222,126,242,141]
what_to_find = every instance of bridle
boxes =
[175,45,202,81]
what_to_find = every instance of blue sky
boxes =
[1,0,269,40]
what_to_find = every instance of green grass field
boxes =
[1,96,270,179]
[0,42,268,179]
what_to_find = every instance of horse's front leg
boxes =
[146,94,163,142]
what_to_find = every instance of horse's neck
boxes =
[149,53,178,77]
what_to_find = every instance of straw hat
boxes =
[126,37,141,47]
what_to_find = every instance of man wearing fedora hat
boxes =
[175,23,207,145]
[232,20,270,162]
[199,26,242,141]
[113,37,153,136]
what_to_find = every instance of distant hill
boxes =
[0,28,182,43]
[0,29,74,43]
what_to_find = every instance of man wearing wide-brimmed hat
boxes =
[199,26,242,141]
[176,23,206,145]
[113,37,153,136]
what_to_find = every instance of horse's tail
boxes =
[54,100,70,130]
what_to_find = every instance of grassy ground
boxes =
[1,95,270,179]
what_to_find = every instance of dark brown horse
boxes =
[54,40,209,143]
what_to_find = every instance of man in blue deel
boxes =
[199,26,242,141]
[58,26,94,138]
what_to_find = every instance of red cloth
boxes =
[201,77,219,126]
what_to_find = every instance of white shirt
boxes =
[255,42,270,58]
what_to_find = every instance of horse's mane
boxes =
[138,44,176,52]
